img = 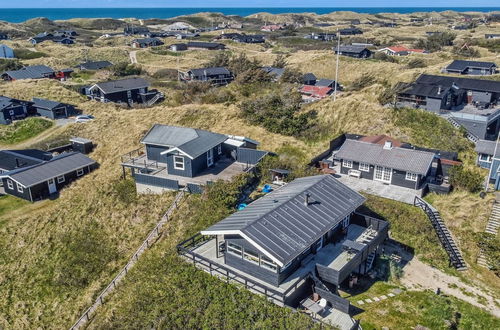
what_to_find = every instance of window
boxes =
[127,90,132,98]
[217,144,222,155]
[359,162,370,172]
[261,255,278,272]
[342,160,353,168]
[17,183,23,193]
[406,172,418,181]
[7,179,13,190]
[173,156,185,170]
[227,242,242,257]
[243,249,260,265]
[76,168,84,176]
[9,110,14,116]
[479,154,492,162]
[57,175,65,183]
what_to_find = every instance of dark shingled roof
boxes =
[189,67,231,78]
[78,61,113,71]
[1,152,95,187]
[445,60,497,73]
[92,77,150,94]
[2,65,55,80]
[335,139,435,175]
[140,124,228,159]
[202,175,365,266]
[187,41,225,49]
[32,98,69,110]
[401,83,450,99]
[261,66,285,78]
[337,45,368,54]
[416,74,500,93]
[0,149,52,171]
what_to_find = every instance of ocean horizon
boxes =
[0,7,499,23]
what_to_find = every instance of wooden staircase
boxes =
[414,197,467,271]
[477,200,500,268]
[445,116,479,143]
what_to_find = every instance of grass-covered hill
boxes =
[0,10,499,329]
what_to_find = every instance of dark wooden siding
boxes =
[134,173,179,190]
[166,153,193,177]
[145,144,168,162]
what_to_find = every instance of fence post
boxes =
[99,296,103,305]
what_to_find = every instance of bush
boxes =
[240,88,315,137]
[0,59,23,72]
[0,117,54,144]
[452,45,480,58]
[373,52,398,63]
[113,179,137,204]
[349,73,377,91]
[111,62,142,76]
[413,32,456,52]
[151,68,178,80]
[448,165,483,193]
[407,58,427,69]
[476,232,500,276]
[279,68,303,84]
[272,54,288,68]
[13,48,47,59]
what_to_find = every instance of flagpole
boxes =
[334,31,341,102]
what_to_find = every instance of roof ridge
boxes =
[346,139,434,155]
[241,175,329,231]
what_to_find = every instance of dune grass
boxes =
[0,117,54,145]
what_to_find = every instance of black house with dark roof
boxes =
[0,96,31,125]
[180,67,233,85]
[334,45,371,58]
[0,149,52,173]
[31,98,78,119]
[0,152,97,202]
[444,60,497,76]
[77,61,113,71]
[124,25,150,35]
[86,77,163,106]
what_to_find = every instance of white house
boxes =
[0,44,14,59]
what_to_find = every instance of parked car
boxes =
[75,115,95,123]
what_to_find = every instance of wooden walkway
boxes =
[70,189,186,330]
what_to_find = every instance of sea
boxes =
[1,7,500,23]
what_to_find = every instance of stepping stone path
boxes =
[356,288,403,305]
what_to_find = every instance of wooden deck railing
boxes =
[176,234,311,305]
[70,189,186,330]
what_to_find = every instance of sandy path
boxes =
[401,258,500,317]
[129,50,138,64]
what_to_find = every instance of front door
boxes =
[207,149,214,167]
[315,236,323,252]
[374,166,392,184]
[47,178,57,194]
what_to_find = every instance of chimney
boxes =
[383,141,393,150]
[15,158,21,168]
[467,90,473,104]
[437,85,442,95]
[304,192,311,206]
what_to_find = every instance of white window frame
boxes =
[173,156,185,170]
[359,162,370,172]
[76,168,84,177]
[479,154,492,163]
[9,109,15,116]
[217,144,222,155]
[57,175,65,183]
[406,172,418,182]
[243,249,260,265]
[207,149,214,167]
[342,160,353,168]
[261,255,278,271]
[7,179,14,190]
[17,182,23,193]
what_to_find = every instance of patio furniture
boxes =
[348,169,361,178]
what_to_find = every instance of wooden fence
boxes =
[70,189,186,329]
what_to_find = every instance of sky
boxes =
[4,0,500,8]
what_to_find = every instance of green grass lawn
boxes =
[0,195,28,218]
[357,290,500,330]
[0,117,54,145]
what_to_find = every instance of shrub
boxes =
[349,73,377,91]
[373,52,398,63]
[0,59,23,72]
[113,179,137,204]
[272,54,288,68]
[476,232,500,276]
[13,48,47,59]
[279,68,303,84]
[152,68,178,80]
[413,32,456,52]
[448,165,484,193]
[452,45,480,58]
[240,88,315,137]
[111,62,142,76]
[407,58,427,69]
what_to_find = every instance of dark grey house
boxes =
[339,28,363,35]
[131,37,164,48]
[31,98,78,119]
[0,152,97,202]
[335,139,435,190]
[0,96,30,125]
[77,61,113,71]
[396,74,500,141]
[444,60,497,75]
[232,34,265,43]
[179,67,234,85]
[334,45,372,58]
[186,41,226,50]
[315,79,341,90]
[0,33,8,40]
[121,125,265,193]
[485,34,500,39]
[0,149,52,174]
[1,65,55,81]
[124,25,150,35]
[169,43,188,52]
[302,73,317,86]
[86,77,163,106]
[261,67,285,81]
[179,174,388,326]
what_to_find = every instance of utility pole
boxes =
[485,134,500,192]
[333,31,341,102]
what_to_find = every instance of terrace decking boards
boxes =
[414,197,467,271]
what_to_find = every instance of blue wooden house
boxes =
[475,139,500,190]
